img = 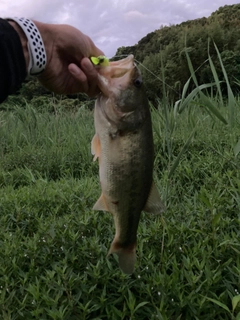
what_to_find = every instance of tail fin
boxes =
[108,241,136,274]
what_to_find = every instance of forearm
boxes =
[0,19,27,103]
[0,19,53,103]
[7,20,29,73]
[7,20,53,74]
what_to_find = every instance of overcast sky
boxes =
[1,0,239,57]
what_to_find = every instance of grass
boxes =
[0,98,239,320]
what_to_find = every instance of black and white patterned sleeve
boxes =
[0,18,27,103]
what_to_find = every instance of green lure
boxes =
[91,55,109,66]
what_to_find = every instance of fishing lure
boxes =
[91,55,109,66]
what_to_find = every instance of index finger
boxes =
[81,57,101,97]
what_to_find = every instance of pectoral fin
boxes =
[144,182,165,214]
[91,133,101,161]
[93,193,109,211]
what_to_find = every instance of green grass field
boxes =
[0,95,239,319]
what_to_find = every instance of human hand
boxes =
[33,21,104,96]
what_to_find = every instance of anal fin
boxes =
[144,182,165,214]
[93,193,109,211]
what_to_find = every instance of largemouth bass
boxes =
[91,55,164,274]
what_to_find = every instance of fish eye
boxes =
[133,78,142,88]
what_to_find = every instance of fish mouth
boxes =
[97,55,136,97]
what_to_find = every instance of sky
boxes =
[0,0,239,57]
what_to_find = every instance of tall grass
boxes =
[0,104,97,187]
[154,40,240,202]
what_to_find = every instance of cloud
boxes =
[124,11,147,20]
[0,0,239,57]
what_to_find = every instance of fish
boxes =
[91,54,164,274]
